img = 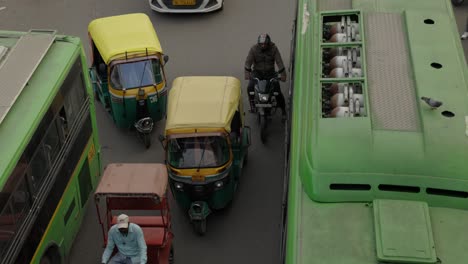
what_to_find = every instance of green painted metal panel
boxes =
[299,0,468,209]
[373,199,437,263]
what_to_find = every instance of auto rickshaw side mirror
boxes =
[159,135,167,150]
[163,55,169,64]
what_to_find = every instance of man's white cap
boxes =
[117,214,129,229]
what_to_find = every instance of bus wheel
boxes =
[40,247,61,264]
[39,256,52,264]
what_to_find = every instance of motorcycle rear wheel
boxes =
[260,115,267,144]
[169,245,175,264]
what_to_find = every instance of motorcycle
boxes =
[249,74,281,143]
[452,0,464,6]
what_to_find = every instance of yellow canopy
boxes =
[88,13,163,64]
[165,76,241,133]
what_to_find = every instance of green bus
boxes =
[284,0,468,263]
[0,30,101,263]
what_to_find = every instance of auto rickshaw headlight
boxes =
[214,181,223,189]
[174,182,184,191]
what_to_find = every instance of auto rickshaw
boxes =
[88,13,169,148]
[159,76,251,235]
[95,163,174,263]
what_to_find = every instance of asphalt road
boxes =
[0,1,466,264]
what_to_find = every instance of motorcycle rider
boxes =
[244,33,287,120]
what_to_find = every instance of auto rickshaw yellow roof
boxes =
[165,76,241,133]
[88,13,163,64]
[95,163,168,198]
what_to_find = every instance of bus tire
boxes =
[40,246,61,264]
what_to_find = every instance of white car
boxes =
[149,0,224,13]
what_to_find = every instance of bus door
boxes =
[60,177,81,253]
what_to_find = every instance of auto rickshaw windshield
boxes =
[110,58,162,90]
[167,136,230,169]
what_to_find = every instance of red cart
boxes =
[95,163,174,263]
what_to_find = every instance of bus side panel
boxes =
[31,139,97,264]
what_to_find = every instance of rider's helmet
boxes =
[257,33,271,50]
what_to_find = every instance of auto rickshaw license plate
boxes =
[192,174,205,182]
[256,103,272,108]
[173,0,196,5]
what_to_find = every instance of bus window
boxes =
[77,161,92,208]
[29,146,49,192]
[58,107,69,139]
[62,60,87,125]
[0,174,31,254]
[43,121,61,163]
[9,180,31,225]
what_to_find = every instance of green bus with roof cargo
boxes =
[0,30,101,263]
[283,0,468,263]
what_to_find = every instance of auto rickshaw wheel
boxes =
[243,149,248,167]
[94,89,100,102]
[169,245,174,264]
[193,219,207,236]
[143,133,151,149]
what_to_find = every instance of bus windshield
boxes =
[110,58,162,90]
[167,136,230,169]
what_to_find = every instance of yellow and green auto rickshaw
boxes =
[159,76,251,235]
[88,13,169,148]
